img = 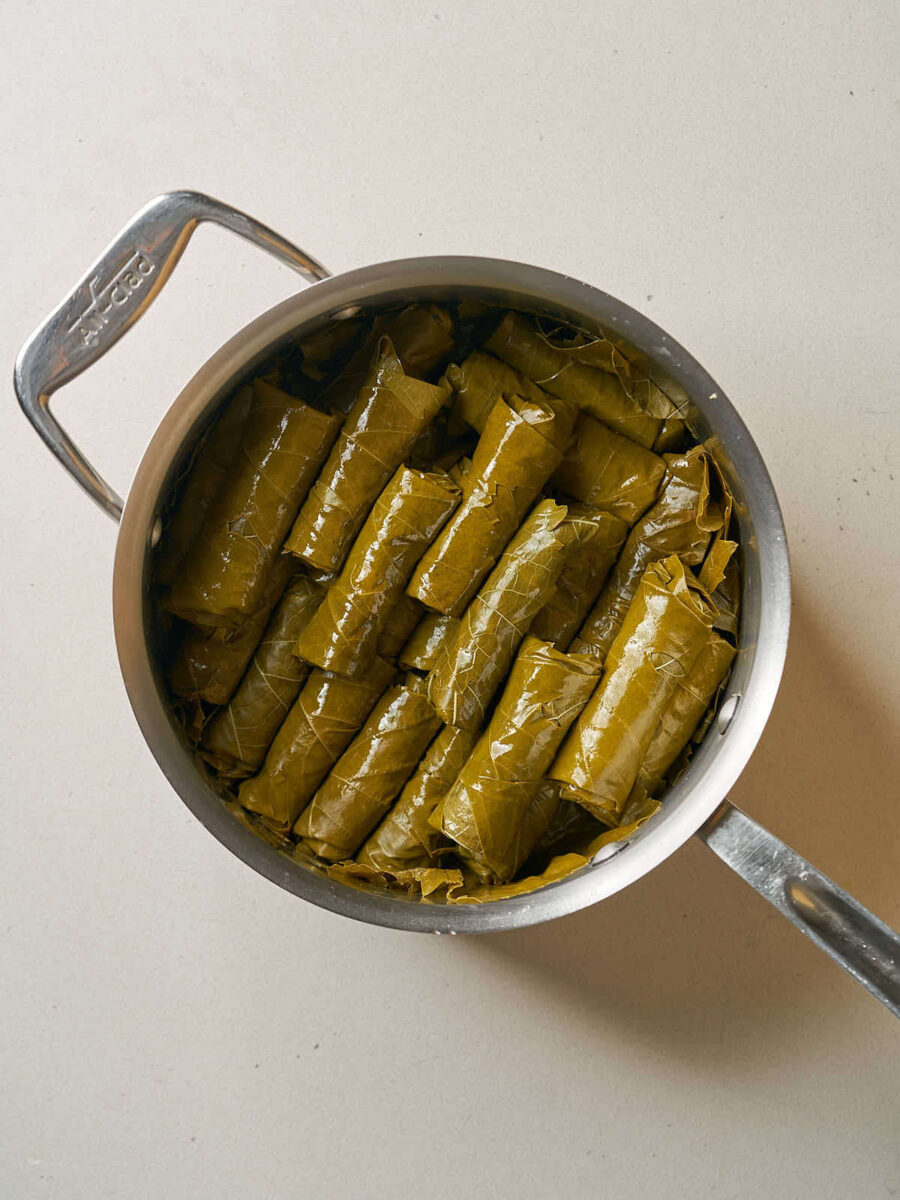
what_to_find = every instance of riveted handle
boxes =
[699,800,900,1018]
[14,190,329,521]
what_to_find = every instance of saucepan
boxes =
[15,191,900,1016]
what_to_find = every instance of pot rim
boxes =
[113,255,790,933]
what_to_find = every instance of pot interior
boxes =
[118,262,788,932]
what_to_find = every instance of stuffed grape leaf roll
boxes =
[427,499,581,730]
[238,656,396,830]
[439,636,601,881]
[296,466,461,675]
[284,339,449,573]
[550,555,717,823]
[295,676,441,861]
[529,505,628,650]
[167,556,294,706]
[485,312,660,448]
[200,575,325,775]
[551,412,665,525]
[408,392,577,616]
[166,379,341,627]
[398,611,459,672]
[570,446,723,661]
[153,384,253,586]
[356,724,479,872]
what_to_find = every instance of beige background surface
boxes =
[2,2,898,1197]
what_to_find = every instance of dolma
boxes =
[537,320,677,421]
[427,499,582,730]
[550,555,717,823]
[200,575,325,775]
[166,379,341,626]
[296,677,442,860]
[408,393,577,617]
[376,594,425,661]
[551,412,666,525]
[445,350,545,434]
[450,789,662,904]
[321,305,455,414]
[284,339,449,573]
[154,385,253,586]
[167,556,294,706]
[439,636,601,881]
[570,446,722,660]
[398,611,459,672]
[388,304,455,379]
[506,779,564,879]
[296,466,461,675]
[238,656,395,830]
[357,724,479,871]
[290,318,364,383]
[529,506,628,649]
[485,312,660,448]
[635,629,736,794]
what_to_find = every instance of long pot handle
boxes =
[14,190,329,522]
[698,800,900,1018]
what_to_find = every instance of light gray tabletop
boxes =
[2,2,898,1197]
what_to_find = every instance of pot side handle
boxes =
[13,191,329,522]
[699,800,900,1018]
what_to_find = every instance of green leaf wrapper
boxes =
[570,446,723,661]
[398,611,459,672]
[408,393,577,616]
[284,338,449,573]
[375,594,425,661]
[296,678,442,861]
[652,416,688,453]
[153,384,253,586]
[387,304,456,379]
[287,317,365,384]
[635,630,736,794]
[439,636,602,881]
[167,556,294,706]
[165,379,341,627]
[551,412,666,525]
[200,575,325,775]
[550,555,718,823]
[697,457,737,594]
[529,505,628,650]
[295,466,461,675]
[485,311,660,448]
[445,350,546,433]
[537,321,679,421]
[449,788,661,904]
[357,724,479,871]
[238,656,396,830]
[711,558,741,638]
[320,305,455,414]
[427,499,582,730]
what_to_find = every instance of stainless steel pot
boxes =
[15,191,900,1016]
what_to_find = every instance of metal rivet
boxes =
[717,693,741,734]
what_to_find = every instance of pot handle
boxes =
[699,800,900,1018]
[13,191,329,522]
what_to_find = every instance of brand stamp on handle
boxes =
[68,251,156,346]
